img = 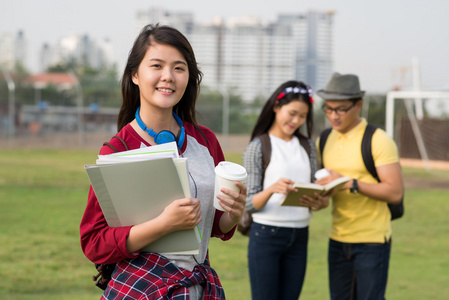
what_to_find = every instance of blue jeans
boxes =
[248,222,308,300]
[328,238,391,300]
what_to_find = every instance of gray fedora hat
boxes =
[317,72,365,100]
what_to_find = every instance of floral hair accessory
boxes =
[276,86,314,103]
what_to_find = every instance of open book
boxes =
[85,142,201,255]
[281,176,351,206]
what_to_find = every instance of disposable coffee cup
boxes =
[214,161,248,211]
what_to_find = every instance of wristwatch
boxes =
[350,179,359,194]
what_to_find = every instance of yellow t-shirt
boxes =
[316,119,399,243]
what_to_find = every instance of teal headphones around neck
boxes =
[135,107,185,149]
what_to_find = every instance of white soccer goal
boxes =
[386,90,449,169]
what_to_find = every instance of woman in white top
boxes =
[242,80,329,300]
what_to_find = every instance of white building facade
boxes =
[39,34,113,72]
[135,8,334,101]
[0,30,27,70]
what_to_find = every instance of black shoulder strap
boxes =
[103,135,129,153]
[319,128,333,167]
[259,133,311,174]
[298,135,311,157]
[259,133,272,174]
[361,124,379,181]
[362,124,404,220]
[193,123,209,146]
[319,125,379,178]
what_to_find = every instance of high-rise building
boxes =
[0,30,27,70]
[278,11,334,93]
[134,7,194,36]
[220,17,296,100]
[39,34,113,72]
[134,8,334,101]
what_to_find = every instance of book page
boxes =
[97,141,179,161]
[173,158,191,198]
[322,176,351,196]
[281,183,324,206]
[280,176,351,206]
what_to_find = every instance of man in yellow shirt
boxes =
[316,73,403,300]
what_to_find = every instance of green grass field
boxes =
[0,148,448,299]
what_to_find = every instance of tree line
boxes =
[0,62,414,137]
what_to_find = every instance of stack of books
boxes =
[85,142,201,255]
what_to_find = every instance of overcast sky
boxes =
[1,0,449,93]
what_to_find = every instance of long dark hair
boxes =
[117,24,203,131]
[250,80,314,141]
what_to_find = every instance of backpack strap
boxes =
[319,125,379,179]
[259,133,311,178]
[238,133,271,237]
[103,135,129,152]
[298,135,311,157]
[193,124,209,147]
[258,133,272,179]
[319,128,333,167]
[361,124,379,181]
[361,123,404,220]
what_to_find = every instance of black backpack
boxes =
[319,124,404,220]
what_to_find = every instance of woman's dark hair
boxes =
[250,80,314,141]
[117,24,203,131]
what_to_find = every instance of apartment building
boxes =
[1,29,113,74]
[38,34,113,72]
[0,30,27,70]
[135,7,335,101]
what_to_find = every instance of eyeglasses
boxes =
[322,103,356,116]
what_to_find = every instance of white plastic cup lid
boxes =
[315,168,330,180]
[215,161,248,181]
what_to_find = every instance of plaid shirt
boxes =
[102,253,225,300]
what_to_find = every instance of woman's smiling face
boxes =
[132,42,189,111]
[271,99,309,140]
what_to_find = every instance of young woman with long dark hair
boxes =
[80,24,247,300]
[242,80,328,300]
